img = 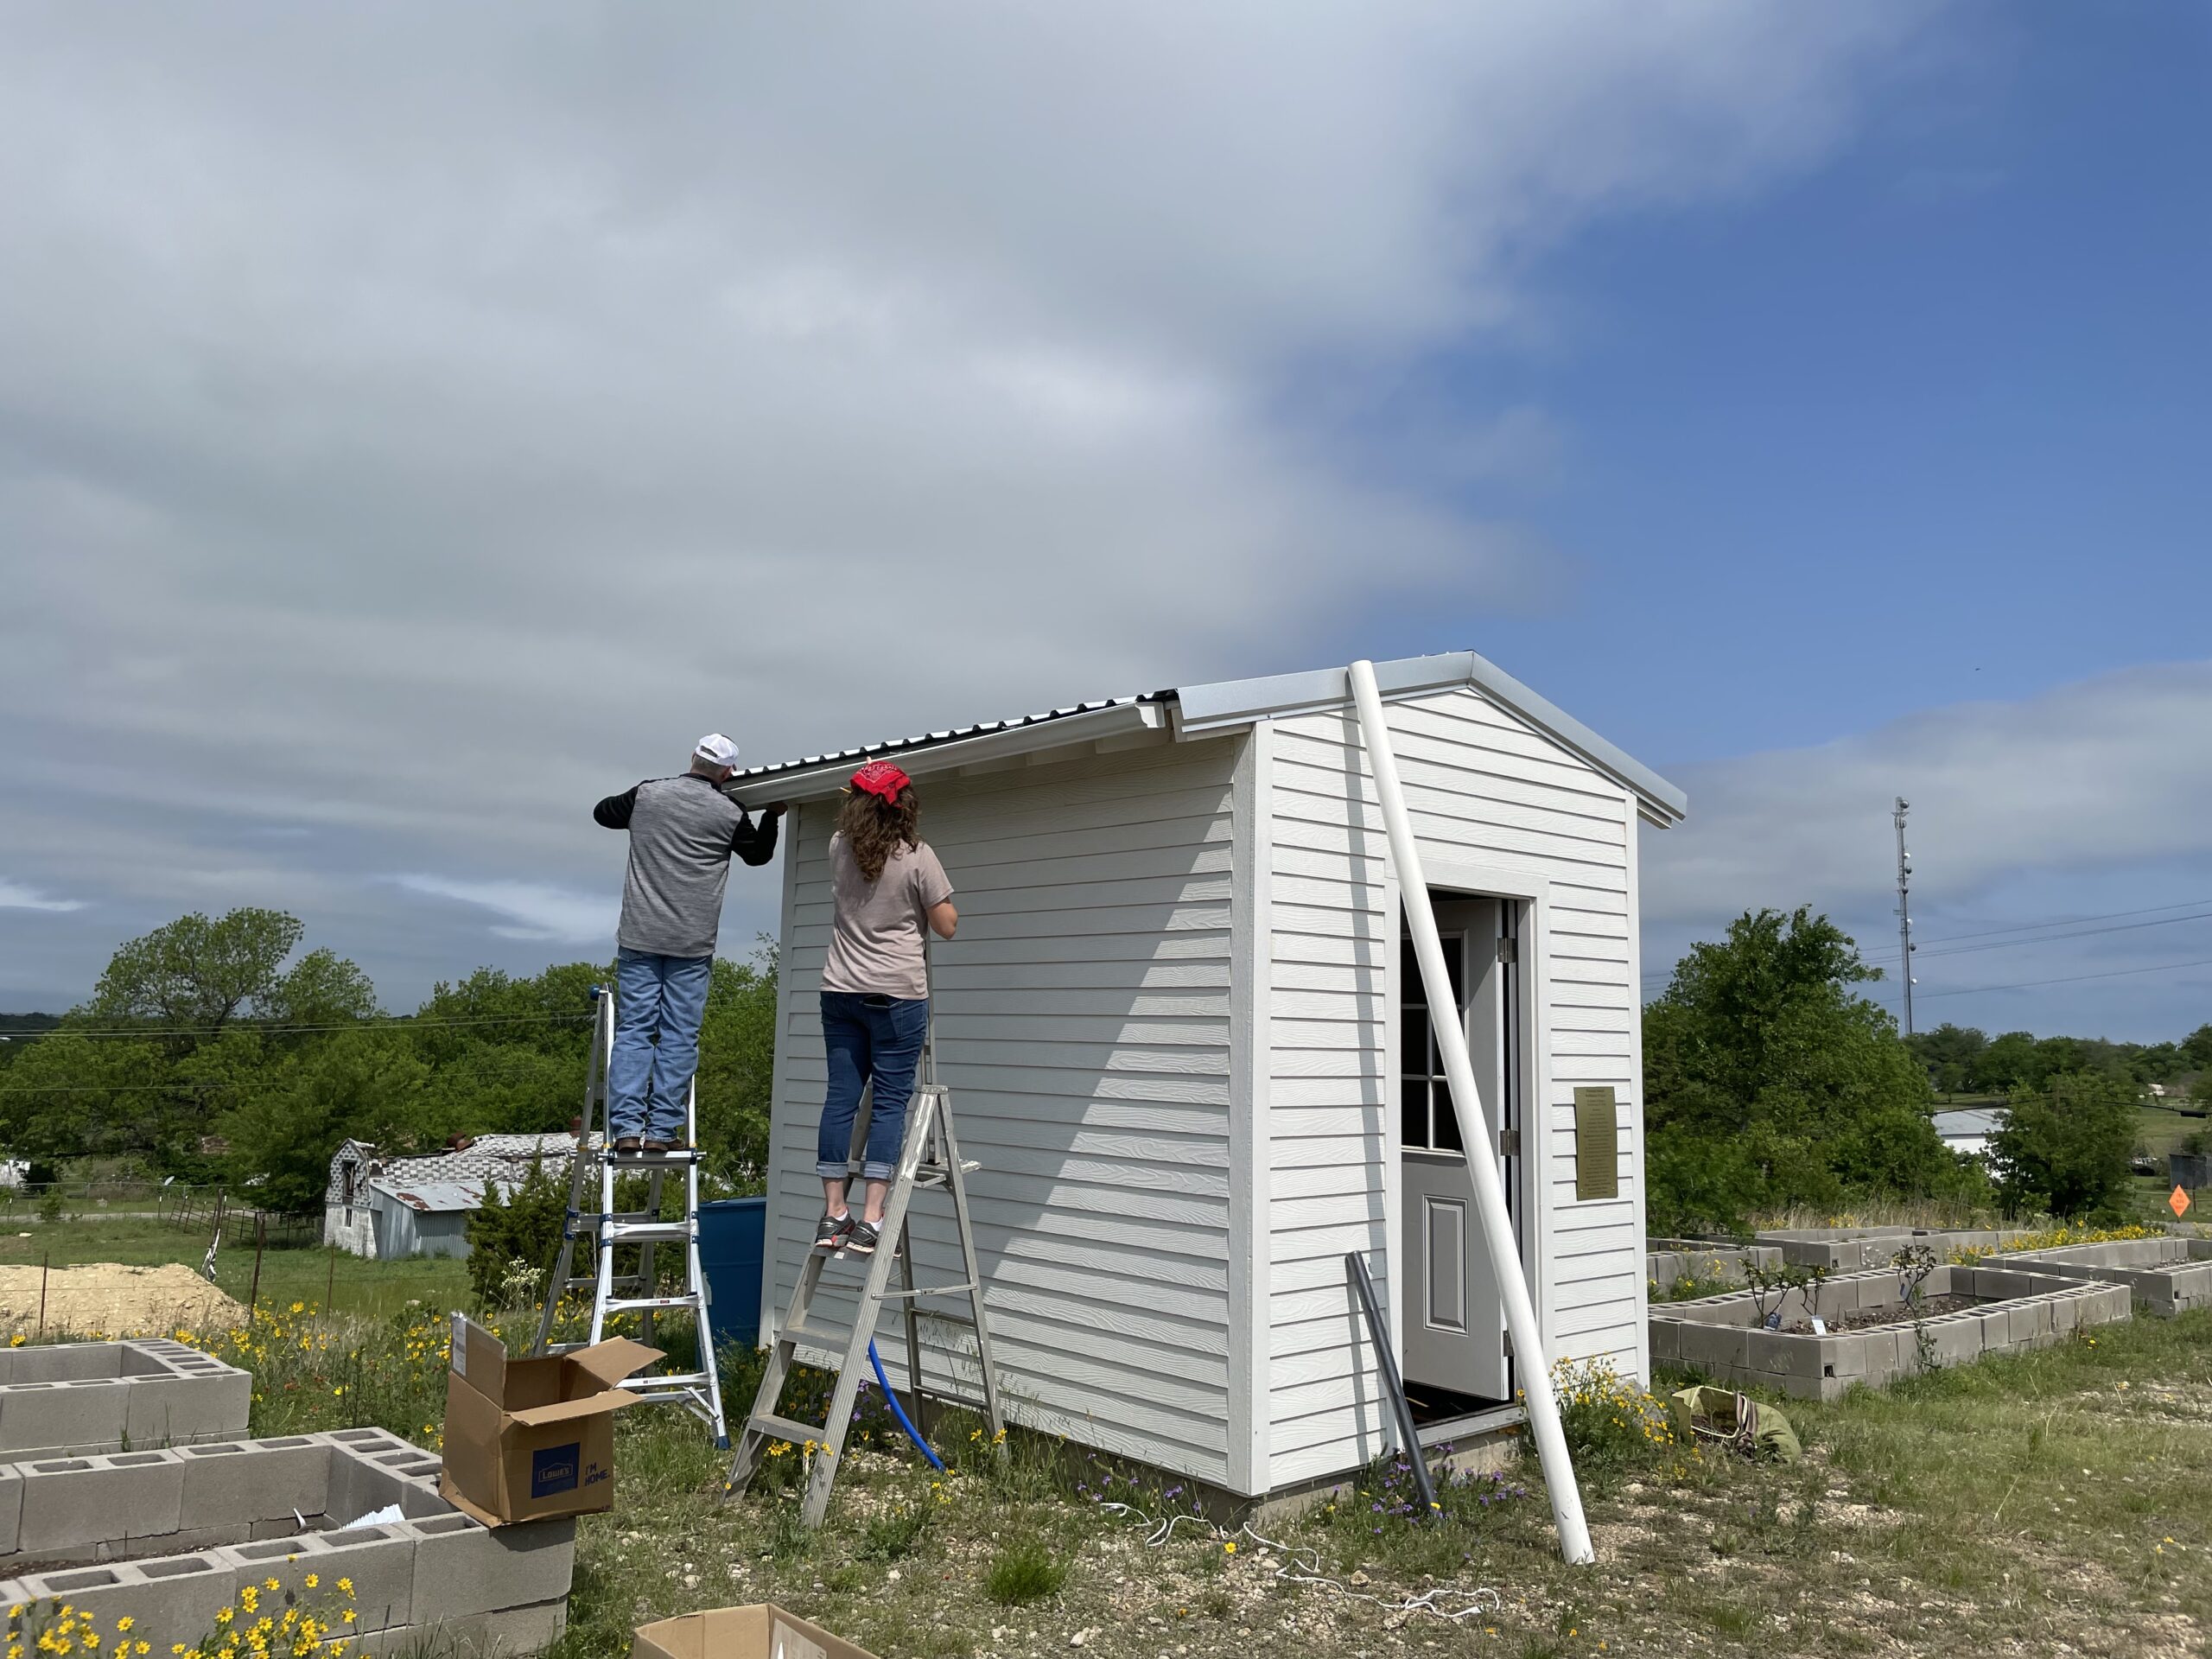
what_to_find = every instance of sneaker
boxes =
[814,1212,855,1251]
[845,1219,881,1256]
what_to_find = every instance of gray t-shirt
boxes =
[820,832,953,1001]
[594,774,779,958]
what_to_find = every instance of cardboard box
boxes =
[438,1313,659,1528]
[632,1605,880,1659]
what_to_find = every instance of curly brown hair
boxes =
[837,785,921,882]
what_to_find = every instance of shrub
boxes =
[984,1535,1067,1605]
[1991,1072,2138,1220]
[1543,1356,1681,1473]
[465,1157,568,1309]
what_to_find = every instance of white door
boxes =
[1400,894,1523,1402]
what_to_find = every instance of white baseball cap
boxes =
[694,733,740,767]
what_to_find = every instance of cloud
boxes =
[0,3,1942,1003]
[1643,661,2212,1035]
[0,881,86,913]
[391,877,615,945]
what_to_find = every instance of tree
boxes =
[1990,1071,2138,1221]
[1907,1023,1986,1096]
[466,1159,569,1311]
[263,948,380,1027]
[1643,906,1959,1232]
[215,1029,429,1212]
[1975,1031,2044,1094]
[2182,1023,2212,1073]
[696,944,779,1184]
[86,909,305,1039]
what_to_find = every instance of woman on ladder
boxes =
[816,760,957,1256]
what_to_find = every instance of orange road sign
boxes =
[2171,1185,2192,1218]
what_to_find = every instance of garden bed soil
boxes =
[1783,1293,1977,1334]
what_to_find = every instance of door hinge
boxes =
[1499,1128,1522,1158]
[1496,938,1518,963]
[1503,1329,1515,1358]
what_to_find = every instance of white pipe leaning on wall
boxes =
[1346,658,1596,1568]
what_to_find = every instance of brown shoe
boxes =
[643,1137,689,1154]
[613,1136,643,1154]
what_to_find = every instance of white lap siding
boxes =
[1263,688,1645,1485]
[763,736,1245,1484]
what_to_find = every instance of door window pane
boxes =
[1400,1077,1429,1154]
[1433,1087,1465,1154]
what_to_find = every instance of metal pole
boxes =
[1347,658,1594,1567]
[1344,1252,1439,1520]
[248,1213,267,1318]
[1893,797,1914,1037]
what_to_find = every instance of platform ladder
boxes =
[723,1056,1004,1527]
[531,984,729,1446]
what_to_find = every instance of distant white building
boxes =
[1934,1107,2007,1160]
[323,1133,581,1260]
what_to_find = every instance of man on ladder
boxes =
[592,733,784,1152]
[529,735,784,1439]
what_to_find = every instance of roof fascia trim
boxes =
[726,701,1169,806]
[1176,651,1688,823]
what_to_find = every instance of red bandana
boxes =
[850,760,912,804]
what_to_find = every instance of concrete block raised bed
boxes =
[0,1426,572,1656]
[1750,1225,2039,1273]
[1649,1262,2131,1401]
[1646,1239,1784,1293]
[0,1341,250,1460]
[2005,1235,2212,1315]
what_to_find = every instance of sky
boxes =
[3,3,2209,1042]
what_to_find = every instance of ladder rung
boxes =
[623,1370,713,1390]
[601,1222,695,1243]
[606,1148,702,1166]
[603,1294,702,1313]
[779,1321,840,1349]
[877,1282,978,1300]
[749,1412,825,1446]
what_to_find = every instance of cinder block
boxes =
[402,1514,575,1623]
[219,1524,416,1636]
[7,1554,239,1654]
[327,1449,450,1526]
[0,1463,22,1554]
[179,1440,334,1532]
[1929,1319,1981,1368]
[0,1379,131,1455]
[10,1348,126,1385]
[16,1452,187,1555]
[125,1368,251,1448]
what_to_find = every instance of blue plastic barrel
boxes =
[696,1197,768,1351]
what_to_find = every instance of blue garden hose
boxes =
[868,1338,945,1471]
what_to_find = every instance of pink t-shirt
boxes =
[820,832,954,1000]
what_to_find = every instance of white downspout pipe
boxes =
[1347,658,1595,1567]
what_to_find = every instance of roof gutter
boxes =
[725,700,1169,807]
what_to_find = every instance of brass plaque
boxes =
[1573,1085,1619,1201]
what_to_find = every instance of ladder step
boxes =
[779,1321,840,1349]
[749,1412,826,1446]
[606,1148,702,1166]
[603,1295,703,1313]
[623,1370,714,1391]
[877,1282,979,1300]
[601,1222,696,1243]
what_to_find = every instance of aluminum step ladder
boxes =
[722,1065,1003,1527]
[531,984,729,1447]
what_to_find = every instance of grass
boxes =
[982,1536,1068,1606]
[19,1225,2212,1656]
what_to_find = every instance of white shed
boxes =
[732,651,1685,1503]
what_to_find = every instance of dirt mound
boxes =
[0,1262,247,1337]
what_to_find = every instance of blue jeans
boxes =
[817,991,930,1182]
[609,949,712,1141]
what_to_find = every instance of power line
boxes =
[1910,955,2212,1001]
[14,1012,593,1041]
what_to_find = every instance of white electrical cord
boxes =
[1094,1502,1503,1623]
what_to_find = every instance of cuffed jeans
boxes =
[608,948,711,1141]
[817,990,929,1182]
